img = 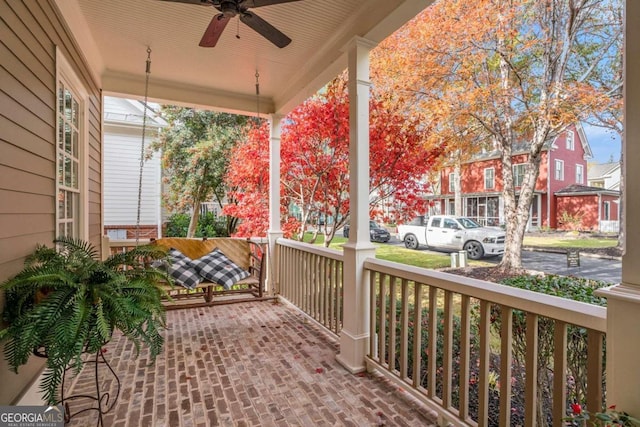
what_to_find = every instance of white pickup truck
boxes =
[397,215,505,259]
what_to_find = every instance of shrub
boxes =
[494,275,609,425]
[164,212,229,238]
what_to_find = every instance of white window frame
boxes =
[603,201,611,221]
[576,164,584,184]
[446,199,455,215]
[56,48,88,240]
[484,167,495,190]
[566,130,575,150]
[554,159,565,181]
[448,172,456,193]
[513,164,526,187]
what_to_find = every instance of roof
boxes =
[104,96,167,128]
[468,123,592,162]
[588,162,620,180]
[57,0,433,116]
[555,184,619,196]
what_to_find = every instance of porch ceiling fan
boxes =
[159,0,300,48]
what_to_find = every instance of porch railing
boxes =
[364,258,607,427]
[276,239,343,336]
[599,220,619,233]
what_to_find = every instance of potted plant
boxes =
[0,236,170,406]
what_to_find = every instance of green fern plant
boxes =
[0,236,170,405]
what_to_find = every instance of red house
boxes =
[427,124,620,232]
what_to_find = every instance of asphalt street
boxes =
[385,236,622,284]
[518,250,621,284]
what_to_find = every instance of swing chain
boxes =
[135,47,152,245]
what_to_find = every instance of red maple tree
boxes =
[225,75,440,245]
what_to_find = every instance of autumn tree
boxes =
[149,106,248,237]
[376,0,618,270]
[226,75,439,246]
[280,78,350,243]
[223,123,271,237]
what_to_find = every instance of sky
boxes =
[582,122,621,164]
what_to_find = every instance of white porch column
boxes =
[336,37,377,373]
[267,114,284,295]
[596,0,640,415]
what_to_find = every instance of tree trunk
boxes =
[499,130,546,271]
[187,200,201,238]
[454,162,462,216]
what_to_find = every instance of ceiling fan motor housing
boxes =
[220,1,239,17]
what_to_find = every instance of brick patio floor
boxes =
[63,300,438,427]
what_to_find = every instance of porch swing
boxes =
[134,49,267,309]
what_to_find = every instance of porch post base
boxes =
[596,283,640,416]
[336,329,368,374]
[266,231,283,295]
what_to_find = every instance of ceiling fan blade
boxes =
[241,0,300,8]
[199,14,231,47]
[240,11,292,48]
[158,0,213,6]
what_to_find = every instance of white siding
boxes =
[103,96,164,229]
[103,127,161,226]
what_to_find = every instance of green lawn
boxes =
[523,235,617,248]
[301,232,488,269]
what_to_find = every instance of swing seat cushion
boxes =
[153,248,203,289]
[190,248,250,290]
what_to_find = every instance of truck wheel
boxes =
[464,241,484,260]
[404,234,419,250]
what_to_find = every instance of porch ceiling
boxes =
[57,0,432,115]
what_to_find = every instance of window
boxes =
[448,173,457,193]
[443,218,459,229]
[56,51,86,239]
[513,164,525,187]
[466,198,478,217]
[446,199,455,215]
[576,164,584,184]
[554,160,564,181]
[431,218,441,228]
[603,201,610,221]
[566,130,575,150]
[484,168,495,190]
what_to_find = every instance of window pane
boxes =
[488,197,499,217]
[58,117,64,150]
[65,156,72,186]
[72,130,79,157]
[72,161,78,189]
[58,190,65,219]
[65,89,72,122]
[65,124,72,154]
[66,191,73,219]
[73,193,80,225]
[58,153,64,185]
[58,84,64,115]
[72,99,79,127]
